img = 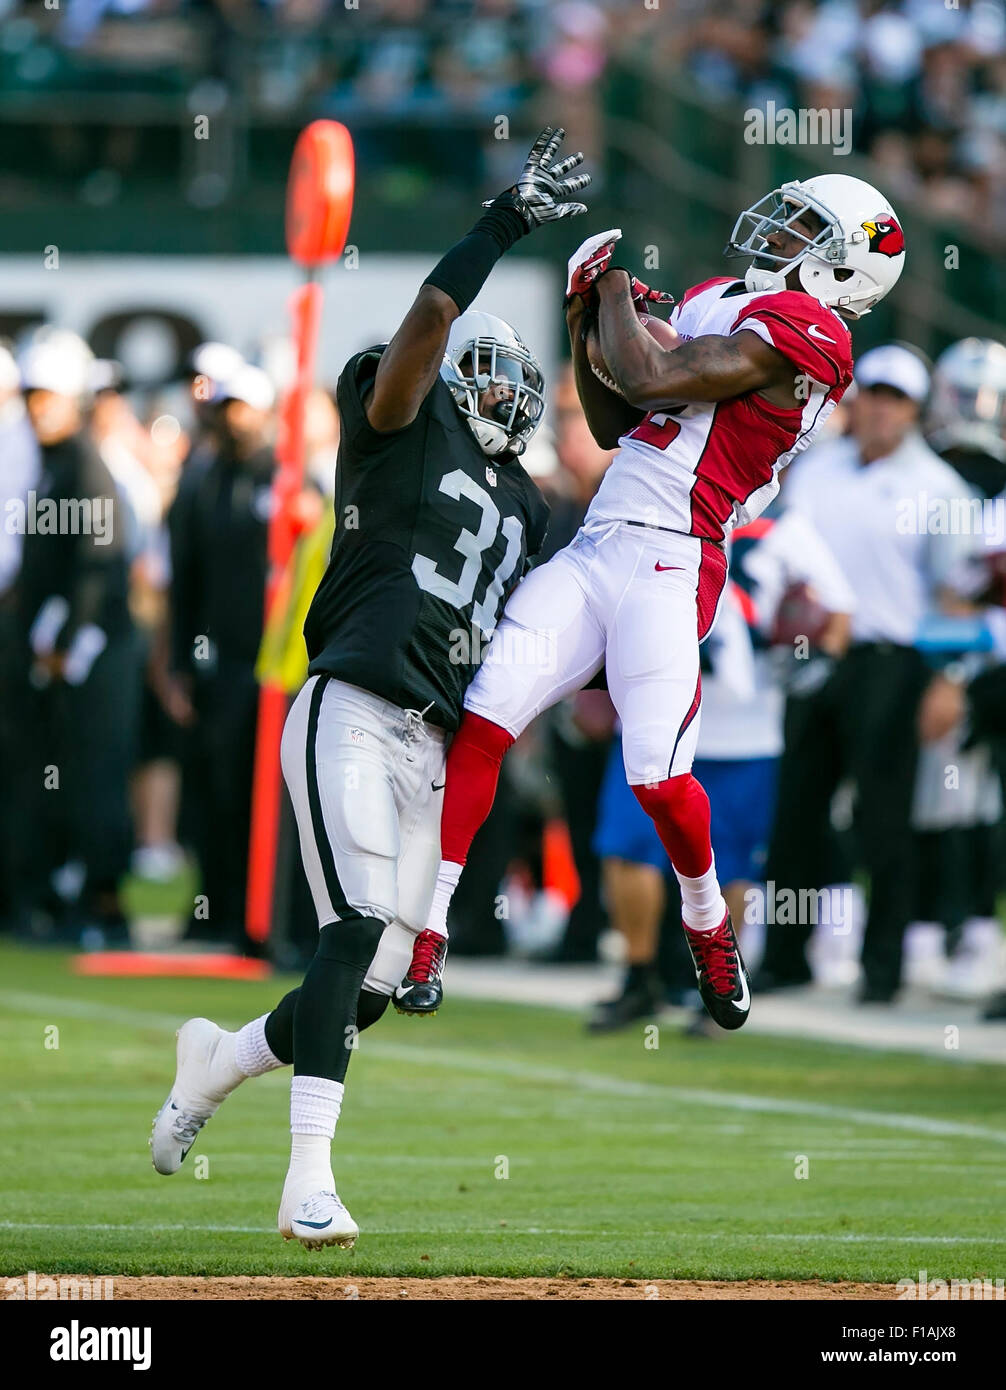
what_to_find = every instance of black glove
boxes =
[483,126,590,231]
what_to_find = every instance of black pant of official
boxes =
[185,659,260,951]
[63,632,143,907]
[762,643,930,998]
[13,631,143,928]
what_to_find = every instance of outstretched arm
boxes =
[367,126,591,434]
[565,295,645,449]
[365,285,459,433]
[596,270,794,410]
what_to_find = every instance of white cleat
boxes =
[278,1185,359,1251]
[150,1018,244,1175]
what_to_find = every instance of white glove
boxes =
[565,228,622,300]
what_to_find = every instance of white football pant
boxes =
[465,520,728,783]
[281,675,446,995]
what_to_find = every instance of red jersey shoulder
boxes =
[730,290,853,390]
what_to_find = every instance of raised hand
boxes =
[485,126,591,231]
[566,228,622,303]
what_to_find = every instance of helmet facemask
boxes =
[442,334,545,458]
[727,188,843,284]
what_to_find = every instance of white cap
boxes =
[854,344,929,403]
[213,363,276,412]
[17,328,95,398]
[89,358,123,393]
[190,341,245,385]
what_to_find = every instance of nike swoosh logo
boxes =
[807,324,834,342]
[431,781,446,792]
[395,984,412,999]
[734,971,751,1011]
[296,1217,334,1230]
[654,563,683,572]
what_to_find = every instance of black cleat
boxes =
[393,929,447,1015]
[586,974,662,1034]
[683,913,751,1031]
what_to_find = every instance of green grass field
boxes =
[1,940,1004,1284]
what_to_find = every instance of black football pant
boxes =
[763,643,930,996]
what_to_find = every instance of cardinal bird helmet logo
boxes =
[862,216,905,258]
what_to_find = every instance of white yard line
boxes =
[444,960,1006,1065]
[2,989,1004,1146]
[0,1220,1002,1245]
[363,1040,1006,1145]
[0,991,197,1033]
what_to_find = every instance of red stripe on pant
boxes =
[667,671,702,778]
[697,538,728,641]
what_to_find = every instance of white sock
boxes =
[234,1014,285,1077]
[425,860,463,939]
[285,1134,335,1198]
[290,1074,344,1138]
[676,860,727,932]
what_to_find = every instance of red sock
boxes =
[632,774,713,879]
[440,712,515,865]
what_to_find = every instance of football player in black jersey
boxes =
[151,127,590,1248]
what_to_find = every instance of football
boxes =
[585,313,681,395]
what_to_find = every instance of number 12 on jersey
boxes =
[627,413,682,450]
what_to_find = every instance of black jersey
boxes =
[304,347,550,730]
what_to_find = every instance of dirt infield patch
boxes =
[65,1276,901,1301]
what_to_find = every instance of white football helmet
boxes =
[726,173,906,318]
[440,310,545,458]
[928,337,1006,464]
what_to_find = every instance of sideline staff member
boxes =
[759,345,975,1003]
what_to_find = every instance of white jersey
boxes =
[784,432,978,646]
[697,509,857,760]
[585,277,854,543]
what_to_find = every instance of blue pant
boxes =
[593,738,778,885]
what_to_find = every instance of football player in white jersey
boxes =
[399,173,906,1030]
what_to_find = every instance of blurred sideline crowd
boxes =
[1,313,1006,1033]
[5,1,1004,235]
